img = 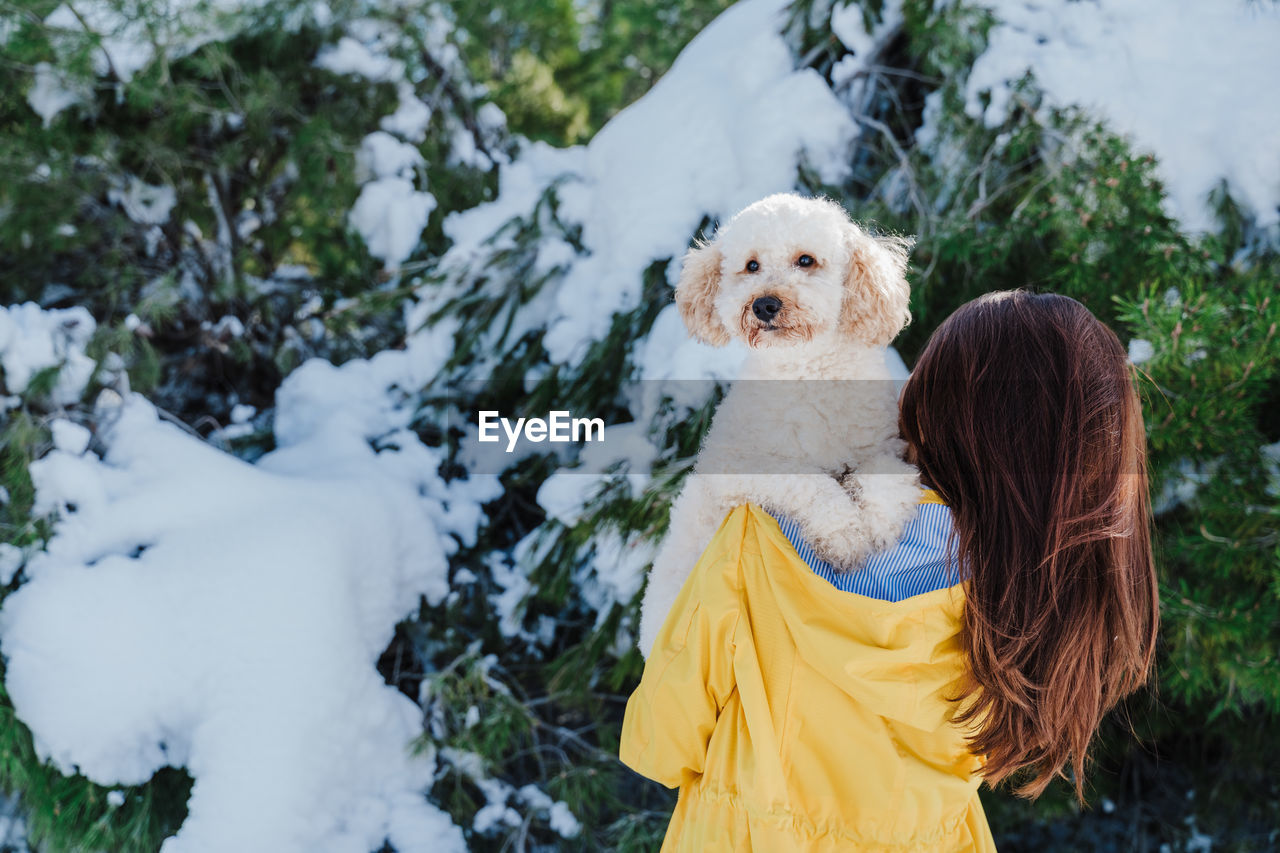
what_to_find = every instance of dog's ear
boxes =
[675,240,731,347]
[839,225,914,346]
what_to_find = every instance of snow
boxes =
[435,0,859,365]
[964,0,1280,232]
[440,747,523,835]
[357,131,425,181]
[348,177,437,269]
[313,21,440,147]
[436,748,579,839]
[44,1,159,81]
[0,302,98,406]
[42,0,275,82]
[0,544,23,585]
[548,800,582,838]
[476,102,507,134]
[637,305,749,385]
[315,35,404,82]
[0,395,467,853]
[1261,441,1280,499]
[536,474,607,528]
[204,315,245,338]
[380,84,434,142]
[1182,815,1214,853]
[319,20,449,269]
[27,62,88,126]
[108,176,178,226]
[575,527,656,635]
[516,785,581,839]
[488,551,535,639]
[50,418,91,455]
[1153,457,1221,515]
[1128,338,1155,365]
[831,0,902,61]
[0,306,501,852]
[229,404,256,423]
[0,795,26,853]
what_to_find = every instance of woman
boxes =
[619,290,1159,851]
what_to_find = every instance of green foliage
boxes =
[445,0,735,144]
[0,404,191,852]
[1,0,494,428]
[1118,269,1280,718]
[0,410,53,561]
[0,674,192,853]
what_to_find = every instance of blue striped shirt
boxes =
[768,490,966,601]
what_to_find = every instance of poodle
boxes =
[637,192,923,657]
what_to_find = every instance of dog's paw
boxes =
[853,472,924,552]
[836,465,862,499]
[798,498,875,568]
[808,523,874,571]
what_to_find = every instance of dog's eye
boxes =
[745,259,760,273]
[797,254,815,268]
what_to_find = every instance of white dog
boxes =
[637,193,923,657]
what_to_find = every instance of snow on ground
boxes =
[0,308,500,852]
[431,0,861,367]
[963,0,1280,232]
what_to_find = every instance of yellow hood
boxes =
[752,507,972,733]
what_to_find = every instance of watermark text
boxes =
[477,411,605,452]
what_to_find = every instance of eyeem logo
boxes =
[477,411,605,452]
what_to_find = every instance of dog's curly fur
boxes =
[637,193,923,657]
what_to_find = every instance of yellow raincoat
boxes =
[620,501,997,852]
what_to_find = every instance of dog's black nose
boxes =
[752,295,782,322]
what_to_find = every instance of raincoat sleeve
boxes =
[619,508,744,789]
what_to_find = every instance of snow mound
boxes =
[0,393,466,853]
[0,312,499,852]
[965,0,1280,231]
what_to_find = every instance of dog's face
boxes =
[675,193,912,349]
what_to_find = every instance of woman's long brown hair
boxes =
[898,290,1159,803]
